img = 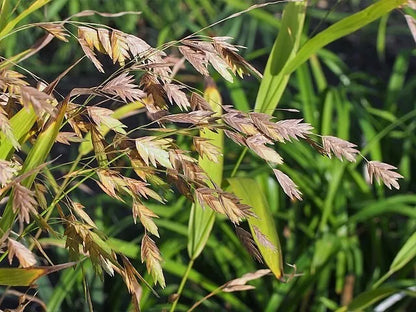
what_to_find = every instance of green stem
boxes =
[230,147,248,178]
[170,258,195,312]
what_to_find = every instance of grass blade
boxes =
[254,0,307,113]
[228,177,283,279]
[188,82,224,259]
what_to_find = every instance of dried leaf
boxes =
[141,234,165,288]
[273,169,302,200]
[8,238,37,268]
[322,136,359,162]
[367,161,403,190]
[135,136,173,168]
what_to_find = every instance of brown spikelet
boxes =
[88,106,127,134]
[12,183,38,224]
[253,225,277,252]
[139,74,168,110]
[273,169,302,201]
[111,30,130,66]
[223,269,271,293]
[367,161,403,190]
[322,136,359,162]
[178,45,209,76]
[135,136,173,168]
[224,129,247,146]
[0,108,19,148]
[246,134,283,164]
[55,131,84,145]
[141,234,165,288]
[101,72,146,102]
[39,23,69,42]
[223,111,258,136]
[0,69,29,93]
[235,226,263,263]
[8,238,37,268]
[20,86,57,117]
[213,36,262,78]
[190,92,213,111]
[193,137,222,163]
[273,119,313,142]
[0,160,20,187]
[162,110,217,125]
[164,83,190,110]
[132,201,159,237]
[78,37,104,72]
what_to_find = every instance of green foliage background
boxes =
[0,0,415,311]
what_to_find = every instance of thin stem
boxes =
[170,258,195,312]
[230,147,248,178]
[187,287,223,312]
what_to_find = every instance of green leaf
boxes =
[282,0,407,76]
[373,231,416,288]
[254,0,307,113]
[0,0,51,39]
[188,84,224,259]
[0,99,67,235]
[342,287,397,311]
[0,262,75,286]
[228,177,283,279]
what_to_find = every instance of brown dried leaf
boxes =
[12,183,38,224]
[367,161,403,190]
[193,137,222,163]
[20,86,57,117]
[101,72,145,102]
[141,234,165,288]
[246,134,283,164]
[8,238,37,267]
[273,169,302,201]
[322,136,359,162]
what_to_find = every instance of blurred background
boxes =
[1,0,415,311]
